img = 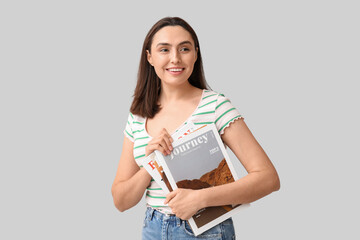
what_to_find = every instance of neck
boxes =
[159,82,200,103]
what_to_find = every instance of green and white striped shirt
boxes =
[123,89,243,214]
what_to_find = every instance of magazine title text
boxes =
[169,133,208,160]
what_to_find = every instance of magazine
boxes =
[141,122,200,193]
[171,121,198,140]
[155,123,250,236]
[141,152,172,194]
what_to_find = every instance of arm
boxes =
[199,118,280,206]
[165,119,280,219]
[111,136,152,212]
[111,128,174,212]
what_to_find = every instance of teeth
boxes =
[168,68,183,72]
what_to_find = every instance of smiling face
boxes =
[147,26,198,87]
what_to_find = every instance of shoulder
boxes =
[191,90,242,133]
[127,113,146,133]
[127,112,146,125]
[130,113,146,124]
[194,89,241,115]
[201,89,234,107]
[204,90,243,135]
[124,112,146,142]
[202,89,220,99]
[198,89,227,107]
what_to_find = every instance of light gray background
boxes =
[1,0,359,239]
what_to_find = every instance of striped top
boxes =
[123,89,243,214]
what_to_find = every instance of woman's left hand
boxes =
[164,188,203,220]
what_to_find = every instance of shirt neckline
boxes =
[144,89,206,138]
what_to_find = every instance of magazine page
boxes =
[140,152,172,194]
[141,122,201,194]
[155,124,250,236]
[171,122,197,141]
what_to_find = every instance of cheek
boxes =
[153,57,168,68]
[153,67,164,77]
[184,55,197,65]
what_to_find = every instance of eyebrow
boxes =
[156,40,193,47]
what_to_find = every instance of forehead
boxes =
[151,26,194,46]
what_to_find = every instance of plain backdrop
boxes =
[1,0,359,239]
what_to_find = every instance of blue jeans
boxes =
[142,207,236,240]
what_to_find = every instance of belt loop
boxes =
[150,208,155,221]
[147,207,155,221]
[176,217,181,227]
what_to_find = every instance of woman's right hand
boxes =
[145,128,174,157]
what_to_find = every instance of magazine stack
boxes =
[141,122,249,236]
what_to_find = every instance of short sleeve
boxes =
[123,112,135,142]
[215,94,243,135]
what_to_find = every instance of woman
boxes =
[111,17,280,239]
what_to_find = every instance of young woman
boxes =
[111,17,280,239]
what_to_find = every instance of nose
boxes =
[170,50,181,64]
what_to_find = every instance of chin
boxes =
[161,76,191,86]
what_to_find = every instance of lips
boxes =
[166,68,185,75]
[166,68,184,72]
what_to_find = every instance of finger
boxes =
[146,142,166,156]
[160,139,172,154]
[145,144,158,156]
[182,215,191,221]
[155,144,167,156]
[158,131,172,152]
[161,128,173,143]
[165,131,174,143]
[162,135,173,151]
[164,190,177,204]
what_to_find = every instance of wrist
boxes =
[197,188,209,209]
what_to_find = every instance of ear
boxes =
[146,50,153,66]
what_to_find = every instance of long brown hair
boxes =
[130,17,210,118]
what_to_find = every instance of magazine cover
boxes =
[141,152,172,194]
[141,122,200,193]
[155,124,250,236]
[171,121,197,140]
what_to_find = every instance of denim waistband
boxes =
[146,207,182,226]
